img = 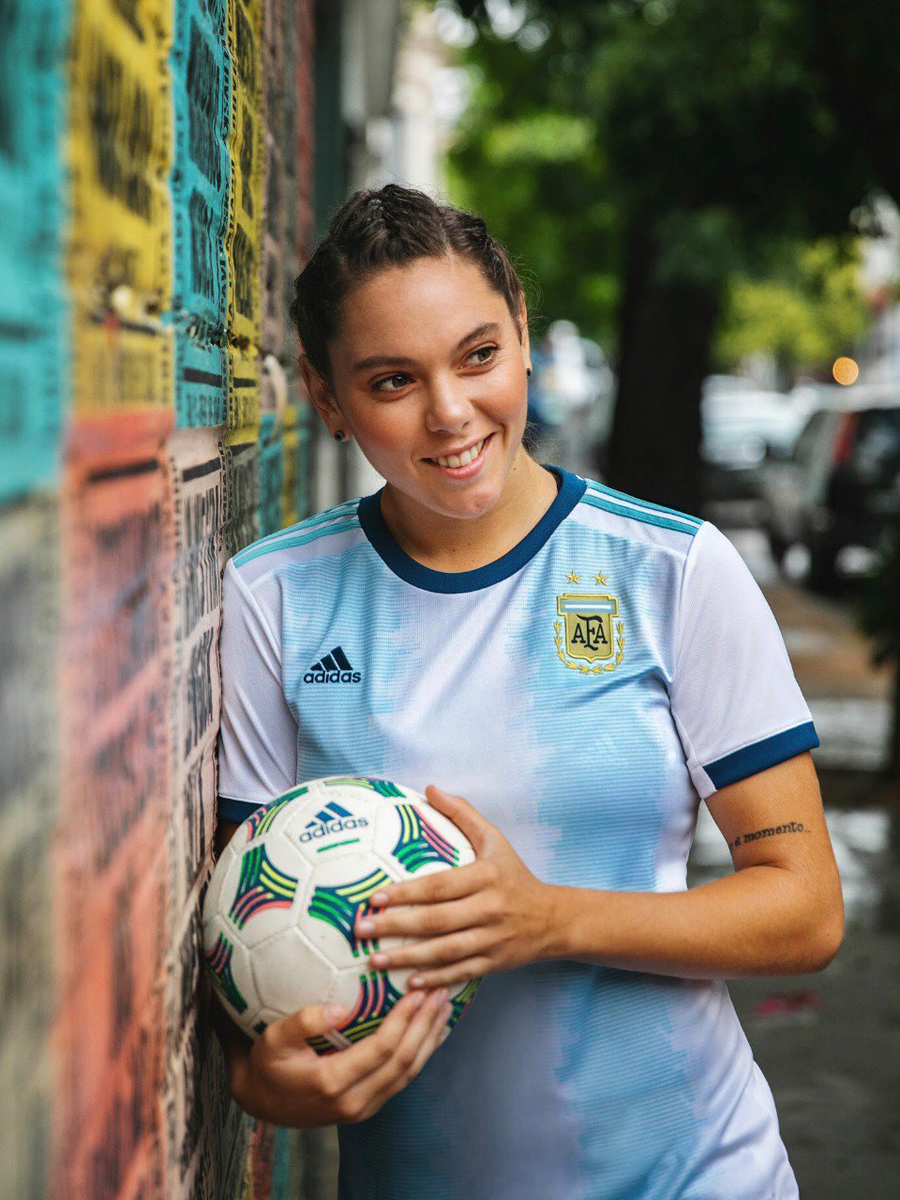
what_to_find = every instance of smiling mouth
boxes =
[425,433,494,469]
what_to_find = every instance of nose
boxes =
[423,376,473,434]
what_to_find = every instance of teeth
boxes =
[436,438,484,468]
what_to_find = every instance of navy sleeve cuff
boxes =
[217,794,267,824]
[703,721,820,791]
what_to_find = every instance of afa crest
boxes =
[555,588,625,675]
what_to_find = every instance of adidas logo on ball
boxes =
[299,800,369,842]
[303,645,362,684]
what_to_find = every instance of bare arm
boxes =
[545,753,844,978]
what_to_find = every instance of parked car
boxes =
[701,384,807,501]
[760,383,900,591]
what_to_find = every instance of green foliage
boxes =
[445,93,618,342]
[717,238,869,371]
[443,0,873,339]
[448,0,899,732]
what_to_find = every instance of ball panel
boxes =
[239,785,313,847]
[201,913,261,1035]
[448,976,481,1028]
[282,779,378,867]
[252,1006,284,1037]
[225,830,309,949]
[302,854,398,969]
[319,775,408,801]
[331,965,405,1045]
[373,797,476,876]
[202,839,239,928]
[250,926,335,1014]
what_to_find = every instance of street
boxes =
[689,514,900,1198]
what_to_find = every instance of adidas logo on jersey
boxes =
[299,799,369,842]
[303,645,362,684]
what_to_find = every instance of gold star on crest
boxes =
[594,571,608,586]
[566,570,581,583]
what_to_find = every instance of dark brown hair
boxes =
[289,183,528,384]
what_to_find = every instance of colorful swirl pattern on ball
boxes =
[391,804,460,873]
[308,868,393,956]
[339,971,405,1044]
[229,843,300,929]
[448,976,480,1028]
[244,788,307,841]
[323,776,405,798]
[203,933,249,1014]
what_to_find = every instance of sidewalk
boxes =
[689,526,900,1199]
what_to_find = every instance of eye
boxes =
[467,344,498,366]
[372,372,413,394]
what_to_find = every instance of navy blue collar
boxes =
[356,463,587,593]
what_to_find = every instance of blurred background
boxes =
[2,1,898,1197]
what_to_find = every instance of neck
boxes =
[379,448,559,572]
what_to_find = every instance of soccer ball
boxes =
[202,776,481,1053]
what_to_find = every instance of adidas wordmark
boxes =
[303,645,361,684]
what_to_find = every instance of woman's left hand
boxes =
[353,785,559,989]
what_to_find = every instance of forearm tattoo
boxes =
[728,821,808,851]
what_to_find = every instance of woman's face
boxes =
[305,254,532,522]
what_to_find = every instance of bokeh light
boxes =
[832,356,860,386]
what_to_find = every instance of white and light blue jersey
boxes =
[217,463,816,1200]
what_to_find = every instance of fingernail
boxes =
[409,973,426,988]
[371,891,388,906]
[369,952,389,968]
[439,1027,451,1044]
[325,1005,346,1021]
[408,989,426,1007]
[357,918,375,935]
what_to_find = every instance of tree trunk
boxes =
[607,219,722,514]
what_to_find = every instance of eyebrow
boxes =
[351,321,503,373]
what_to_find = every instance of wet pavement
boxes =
[688,516,900,1198]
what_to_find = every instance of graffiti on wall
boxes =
[0,1,320,1196]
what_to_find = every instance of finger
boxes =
[339,989,451,1117]
[403,957,490,991]
[366,861,487,910]
[368,928,487,973]
[260,1001,350,1056]
[356,893,483,942]
[323,987,432,1094]
[424,785,490,854]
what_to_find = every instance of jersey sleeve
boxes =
[670,521,819,799]
[216,559,298,823]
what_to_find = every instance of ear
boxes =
[299,354,343,437]
[516,292,532,372]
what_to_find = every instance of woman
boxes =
[213,183,843,1198]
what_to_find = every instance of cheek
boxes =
[489,380,528,430]
[353,405,415,454]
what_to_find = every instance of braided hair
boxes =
[289,183,528,385]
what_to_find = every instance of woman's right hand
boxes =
[217,986,453,1128]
